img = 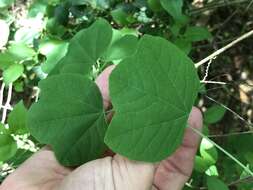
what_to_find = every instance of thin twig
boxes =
[201,81,226,85]
[0,83,5,112]
[195,29,253,68]
[208,130,253,138]
[190,126,253,176]
[204,95,253,128]
[1,84,13,124]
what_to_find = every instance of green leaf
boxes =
[0,124,9,134]
[194,155,210,173]
[53,19,112,75]
[207,176,229,190]
[0,0,15,8]
[39,39,69,73]
[8,43,36,61]
[3,64,24,85]
[111,8,129,26]
[147,0,162,12]
[0,19,9,48]
[103,34,138,61]
[0,134,17,162]
[160,0,183,20]
[204,105,226,124]
[27,74,107,166]
[200,138,218,165]
[173,38,191,55]
[184,26,212,42]
[205,165,219,176]
[14,27,41,45]
[0,52,17,70]
[8,101,28,135]
[105,35,200,162]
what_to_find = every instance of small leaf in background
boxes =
[204,105,226,124]
[0,124,9,134]
[8,43,36,61]
[160,0,183,20]
[8,101,28,135]
[205,165,219,176]
[27,74,107,166]
[0,0,15,8]
[0,19,9,49]
[3,64,24,85]
[207,176,229,190]
[14,81,24,92]
[194,155,210,173]
[111,8,129,26]
[0,52,17,70]
[173,38,191,54]
[14,27,41,45]
[147,0,162,12]
[184,26,212,42]
[39,39,68,73]
[200,138,218,165]
[103,35,138,61]
[0,134,17,162]
[105,35,200,162]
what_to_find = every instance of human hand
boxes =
[1,66,203,190]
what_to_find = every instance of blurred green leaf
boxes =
[207,176,229,190]
[184,26,212,42]
[0,52,17,70]
[0,0,15,8]
[111,8,129,25]
[0,19,9,49]
[147,0,162,12]
[3,64,24,85]
[194,155,210,173]
[204,105,226,124]
[0,134,17,162]
[103,34,138,61]
[8,43,36,61]
[160,0,183,20]
[0,124,9,135]
[205,165,219,176]
[200,139,218,165]
[14,27,41,45]
[8,101,28,135]
[39,39,69,73]
[173,38,191,54]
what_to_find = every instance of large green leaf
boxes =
[207,176,229,190]
[27,74,107,166]
[0,134,17,162]
[105,35,200,162]
[160,0,183,20]
[8,101,28,135]
[52,19,112,76]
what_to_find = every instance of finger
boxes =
[154,107,203,190]
[95,65,116,110]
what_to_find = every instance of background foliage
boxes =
[0,0,253,189]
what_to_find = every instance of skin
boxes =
[1,66,203,190]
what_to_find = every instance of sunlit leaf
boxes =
[0,19,9,48]
[3,64,24,85]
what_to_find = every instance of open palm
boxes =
[1,66,202,190]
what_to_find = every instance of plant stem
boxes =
[195,29,253,68]
[190,126,253,176]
